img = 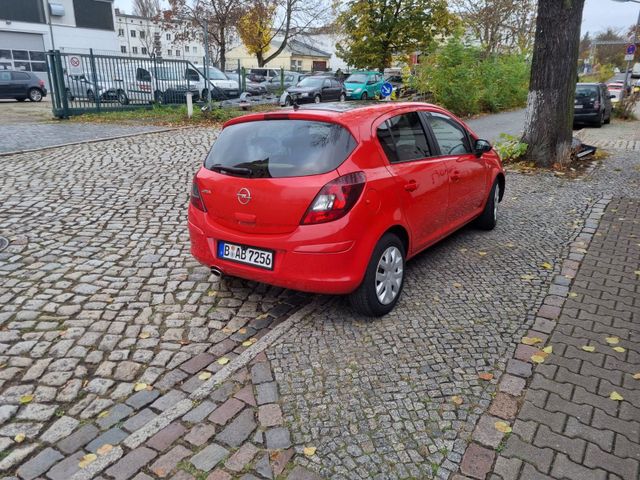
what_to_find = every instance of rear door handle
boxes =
[404,180,418,192]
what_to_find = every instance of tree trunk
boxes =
[219,27,226,71]
[257,51,264,67]
[522,0,585,167]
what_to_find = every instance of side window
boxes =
[426,113,472,155]
[11,72,30,80]
[331,79,341,88]
[0,71,10,81]
[323,78,331,87]
[136,68,151,82]
[376,112,431,163]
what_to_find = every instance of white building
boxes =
[115,10,204,66]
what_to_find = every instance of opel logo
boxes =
[237,188,251,205]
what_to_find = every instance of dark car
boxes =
[225,72,267,96]
[264,72,307,93]
[0,70,47,102]
[279,76,346,106]
[574,83,612,128]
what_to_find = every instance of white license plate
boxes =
[574,105,583,109]
[217,241,274,270]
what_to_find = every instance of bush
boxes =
[494,133,528,163]
[413,37,530,116]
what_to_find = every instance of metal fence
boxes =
[46,50,234,118]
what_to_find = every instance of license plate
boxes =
[217,241,274,270]
[574,105,583,109]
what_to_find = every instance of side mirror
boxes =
[474,139,492,157]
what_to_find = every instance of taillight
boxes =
[594,100,600,110]
[190,180,207,212]
[301,172,366,225]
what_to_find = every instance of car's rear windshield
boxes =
[204,119,356,178]
[576,85,598,99]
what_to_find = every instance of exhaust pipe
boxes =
[210,267,223,278]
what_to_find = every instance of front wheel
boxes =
[284,96,292,106]
[87,90,95,103]
[349,233,405,317]
[593,112,603,128]
[28,88,43,102]
[474,180,500,230]
[314,94,321,104]
[361,92,368,101]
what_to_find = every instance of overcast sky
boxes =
[113,0,640,37]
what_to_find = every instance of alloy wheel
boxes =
[375,246,403,305]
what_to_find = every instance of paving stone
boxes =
[123,408,157,433]
[460,443,495,480]
[270,448,294,476]
[502,434,555,474]
[86,427,128,452]
[254,453,273,479]
[258,404,283,428]
[488,393,518,420]
[493,456,522,480]
[180,353,215,374]
[550,453,607,480]
[146,422,187,452]
[40,416,79,444]
[150,445,191,477]
[184,423,217,446]
[533,424,586,463]
[45,451,84,480]
[233,384,256,407]
[57,424,99,454]
[190,444,229,472]
[151,390,187,412]
[506,359,532,379]
[96,403,134,430]
[498,374,526,397]
[183,400,216,423]
[217,409,257,447]
[250,362,273,384]
[582,442,639,479]
[209,398,244,425]
[125,389,160,410]
[265,427,291,450]
[224,443,259,472]
[255,382,278,405]
[105,447,157,480]
[472,414,507,449]
[16,447,63,480]
[206,470,232,480]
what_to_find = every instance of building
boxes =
[115,10,205,66]
[0,0,119,83]
[227,37,332,72]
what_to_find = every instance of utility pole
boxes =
[203,20,211,104]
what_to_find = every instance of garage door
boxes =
[0,31,47,85]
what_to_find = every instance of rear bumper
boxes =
[188,210,368,295]
[573,111,600,122]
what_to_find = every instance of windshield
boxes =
[207,67,227,80]
[296,77,324,88]
[153,67,181,81]
[576,86,598,99]
[345,74,368,84]
[204,120,356,178]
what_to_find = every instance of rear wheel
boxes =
[117,90,129,105]
[604,112,611,124]
[154,90,164,104]
[28,88,43,102]
[474,180,500,230]
[349,233,405,317]
[593,112,603,128]
[87,90,95,103]
[284,95,292,106]
[314,94,321,103]
[361,92,368,101]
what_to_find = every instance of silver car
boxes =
[65,72,122,104]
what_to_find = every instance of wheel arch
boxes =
[383,224,410,256]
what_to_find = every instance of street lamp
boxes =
[612,0,640,100]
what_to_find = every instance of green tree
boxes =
[336,0,457,71]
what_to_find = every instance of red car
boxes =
[189,102,505,316]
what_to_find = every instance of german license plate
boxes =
[574,105,583,109]
[217,241,274,270]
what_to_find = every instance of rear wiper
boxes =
[210,164,253,177]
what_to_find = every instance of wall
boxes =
[226,43,293,71]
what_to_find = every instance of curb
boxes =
[454,194,613,480]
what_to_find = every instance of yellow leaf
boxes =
[303,446,317,456]
[217,357,229,365]
[198,371,212,380]
[531,355,545,364]
[78,453,97,468]
[605,337,619,345]
[478,373,493,381]
[238,328,247,334]
[19,394,34,404]
[222,327,233,334]
[494,421,512,433]
[541,262,553,270]
[521,274,535,281]
[505,243,515,248]
[14,433,25,443]
[568,292,578,298]
[0,363,5,369]
[134,383,148,392]
[451,395,463,405]
[542,346,553,354]
[208,290,218,297]
[609,391,624,401]
[139,332,150,339]
[97,410,109,418]
[522,336,543,345]
[635,271,640,276]
[478,251,487,256]
[581,345,595,352]
[242,340,253,347]
[613,346,626,353]
[256,313,269,319]
[632,373,640,380]
[452,282,463,288]
[96,444,113,455]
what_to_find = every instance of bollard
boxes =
[186,92,193,118]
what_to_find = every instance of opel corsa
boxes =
[188,102,505,316]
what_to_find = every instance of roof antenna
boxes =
[292,100,300,111]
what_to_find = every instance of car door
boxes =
[375,111,449,251]
[424,111,487,226]
[11,71,31,97]
[320,78,335,100]
[0,71,12,97]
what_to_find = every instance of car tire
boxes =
[28,88,43,102]
[361,92,368,100]
[474,179,500,230]
[314,94,321,104]
[349,233,405,317]
[117,90,129,105]
[339,92,346,102]
[201,88,209,100]
[87,90,95,103]
[65,88,74,102]
[593,112,603,128]
[154,90,164,104]
[604,113,611,124]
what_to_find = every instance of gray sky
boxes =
[114,0,640,37]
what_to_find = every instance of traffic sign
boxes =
[625,54,635,62]
[380,82,393,98]
[68,55,83,75]
[626,44,636,56]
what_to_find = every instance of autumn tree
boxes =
[594,28,626,68]
[522,0,585,167]
[336,0,457,71]
[133,0,161,17]
[237,0,278,67]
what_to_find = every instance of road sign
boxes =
[625,54,635,62]
[68,55,83,75]
[626,44,636,56]
[381,82,393,98]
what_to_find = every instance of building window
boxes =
[0,0,46,23]
[167,50,172,56]
[175,50,180,57]
[185,46,189,53]
[192,46,197,53]
[132,47,138,54]
[141,47,147,55]
[166,33,171,40]
[73,0,115,31]
[121,46,127,54]
[131,30,136,38]
[140,31,145,39]
[118,29,124,37]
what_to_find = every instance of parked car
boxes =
[279,76,346,106]
[188,102,504,316]
[574,83,612,127]
[0,70,47,102]
[117,64,200,104]
[249,68,281,81]
[224,72,267,96]
[185,66,239,100]
[344,71,384,100]
[65,72,124,104]
[632,62,640,79]
[606,82,624,104]
[264,72,307,93]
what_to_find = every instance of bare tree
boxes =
[133,0,161,17]
[522,0,585,167]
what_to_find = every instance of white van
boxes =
[632,62,640,79]
[115,62,200,104]
[185,66,239,100]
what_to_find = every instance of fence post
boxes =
[153,54,159,102]
[89,49,100,112]
[53,50,69,118]
[280,67,284,91]
[241,66,246,93]
[237,59,242,93]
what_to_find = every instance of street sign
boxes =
[625,54,635,62]
[626,44,636,56]
[68,55,83,75]
[380,82,393,98]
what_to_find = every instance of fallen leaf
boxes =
[494,421,512,433]
[633,373,640,380]
[222,327,233,334]
[541,262,553,270]
[605,337,619,345]
[256,313,269,319]
[14,433,25,443]
[531,355,545,364]
[217,357,229,365]
[505,243,515,248]
[635,271,640,276]
[78,453,97,468]
[478,251,487,256]
[97,410,109,418]
[303,446,317,456]
[522,336,543,345]
[451,395,463,405]
[134,383,148,392]
[568,292,578,298]
[542,346,553,354]
[609,391,624,401]
[19,394,33,404]
[0,363,5,369]
[575,248,588,253]
[242,340,253,347]
[139,332,150,339]
[207,290,217,297]
[452,282,463,288]
[198,371,212,380]
[96,444,113,455]
[613,346,626,353]
[581,345,595,352]
[238,328,247,334]
[478,373,493,381]
[521,274,535,281]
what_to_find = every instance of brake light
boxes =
[190,180,207,212]
[301,172,366,225]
